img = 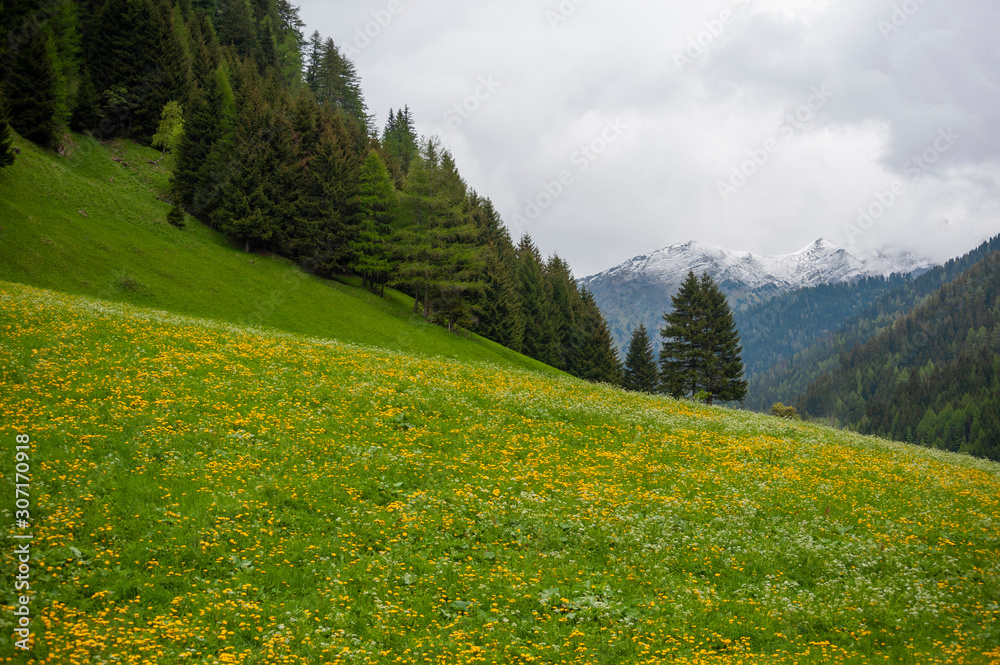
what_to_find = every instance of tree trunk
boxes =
[245,238,250,253]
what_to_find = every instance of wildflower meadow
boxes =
[1,281,998,664]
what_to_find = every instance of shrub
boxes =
[771,402,801,420]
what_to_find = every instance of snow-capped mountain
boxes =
[580,238,934,354]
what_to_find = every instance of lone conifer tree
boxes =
[659,271,747,404]
[698,273,748,403]
[623,323,659,393]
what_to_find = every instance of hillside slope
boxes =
[748,235,1000,411]
[0,133,554,374]
[2,281,999,664]
[800,251,1000,460]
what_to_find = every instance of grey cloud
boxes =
[297,0,1000,276]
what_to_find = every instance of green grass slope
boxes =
[2,282,999,664]
[0,133,554,374]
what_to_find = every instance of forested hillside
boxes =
[799,250,1000,460]
[735,274,910,378]
[0,0,621,384]
[747,235,1000,411]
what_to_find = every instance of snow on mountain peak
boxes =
[582,239,932,293]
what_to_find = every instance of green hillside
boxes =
[2,281,999,664]
[0,133,554,375]
[748,236,1000,412]
[800,250,1000,459]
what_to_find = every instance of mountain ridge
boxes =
[583,238,934,292]
[579,237,935,357]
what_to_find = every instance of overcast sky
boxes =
[296,0,1000,277]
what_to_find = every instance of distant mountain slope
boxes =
[734,274,912,377]
[748,234,1000,411]
[581,237,933,357]
[798,250,1000,460]
[0,133,557,375]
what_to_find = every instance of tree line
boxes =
[0,0,622,384]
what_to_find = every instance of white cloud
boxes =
[297,0,1000,276]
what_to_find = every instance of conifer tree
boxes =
[699,273,748,403]
[0,91,16,169]
[473,198,524,351]
[623,324,659,393]
[86,0,189,139]
[295,108,359,273]
[382,106,417,184]
[569,289,622,385]
[545,254,578,370]
[70,69,100,133]
[352,150,396,293]
[172,81,222,210]
[215,0,259,60]
[660,271,706,398]
[3,17,58,145]
[659,271,747,404]
[517,234,560,366]
[210,72,296,253]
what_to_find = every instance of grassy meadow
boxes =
[0,133,554,375]
[1,281,999,664]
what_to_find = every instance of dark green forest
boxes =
[747,235,1000,413]
[736,274,911,380]
[799,249,1000,460]
[0,0,621,385]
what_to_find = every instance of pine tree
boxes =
[659,271,747,404]
[623,324,658,393]
[210,71,296,253]
[3,16,58,145]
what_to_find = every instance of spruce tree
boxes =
[473,198,524,352]
[352,150,396,293]
[70,69,100,133]
[660,271,705,399]
[699,273,748,403]
[545,254,578,370]
[517,235,560,366]
[569,290,622,385]
[171,82,221,209]
[4,17,58,145]
[659,271,747,404]
[623,324,659,393]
